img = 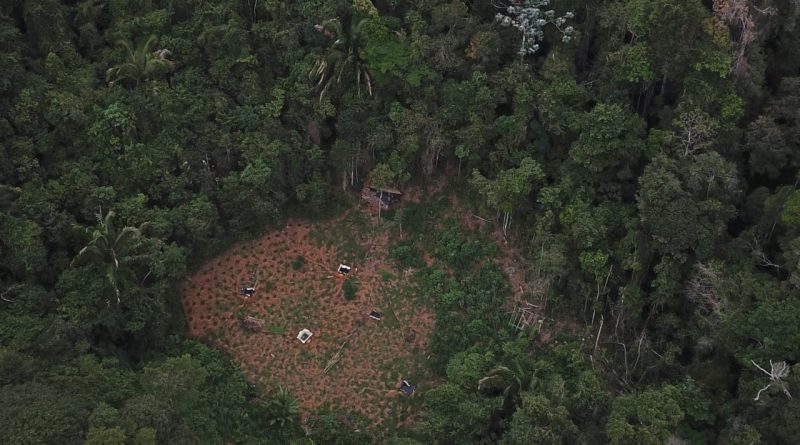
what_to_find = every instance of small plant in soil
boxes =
[378,269,394,281]
[266,325,286,334]
[343,278,359,300]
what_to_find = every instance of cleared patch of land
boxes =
[182,211,434,429]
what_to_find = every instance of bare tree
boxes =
[686,262,727,319]
[713,0,778,76]
[747,234,782,270]
[751,360,792,401]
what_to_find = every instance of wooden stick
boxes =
[471,214,492,223]
[323,325,362,374]
[593,315,604,355]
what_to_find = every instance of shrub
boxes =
[292,256,305,270]
[390,241,425,269]
[343,279,359,300]
[378,269,394,280]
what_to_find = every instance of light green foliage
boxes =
[610,43,654,83]
[501,393,579,445]
[370,162,395,190]
[606,385,685,444]
[419,383,492,444]
[446,351,495,389]
[607,379,711,445]
[579,250,610,281]
[390,240,425,269]
[471,158,544,214]
[570,103,646,173]
[85,426,128,445]
[560,197,609,249]
[536,78,587,135]
[362,17,436,87]
[427,263,509,371]
[599,0,709,84]
[693,44,733,77]
[782,190,800,227]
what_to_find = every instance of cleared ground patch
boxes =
[182,211,434,429]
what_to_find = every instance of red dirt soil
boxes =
[182,217,434,429]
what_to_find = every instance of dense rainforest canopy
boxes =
[2,0,800,443]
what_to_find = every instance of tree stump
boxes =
[241,315,266,332]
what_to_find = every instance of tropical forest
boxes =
[2,0,800,443]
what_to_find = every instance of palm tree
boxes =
[264,386,299,429]
[309,18,372,100]
[105,34,175,86]
[478,365,523,413]
[71,209,149,304]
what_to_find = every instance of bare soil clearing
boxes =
[182,212,434,429]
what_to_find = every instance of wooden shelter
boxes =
[509,302,538,331]
[361,183,403,210]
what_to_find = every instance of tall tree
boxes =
[309,17,372,100]
[370,162,394,221]
[105,35,175,86]
[478,365,523,414]
[71,210,149,304]
[471,158,544,238]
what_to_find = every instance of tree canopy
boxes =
[2,0,800,442]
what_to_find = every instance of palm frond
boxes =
[352,18,369,36]
[321,18,343,38]
[364,70,372,96]
[478,365,515,392]
[141,34,158,53]
[71,244,104,268]
[115,39,136,64]
[102,210,115,233]
[115,226,142,248]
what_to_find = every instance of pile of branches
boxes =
[240,314,266,332]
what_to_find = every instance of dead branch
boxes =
[593,315,604,354]
[752,359,792,401]
[686,262,727,318]
[747,234,782,270]
[471,214,492,224]
[324,325,362,374]
[0,284,22,303]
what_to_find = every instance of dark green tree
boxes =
[309,17,372,100]
[105,35,175,86]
